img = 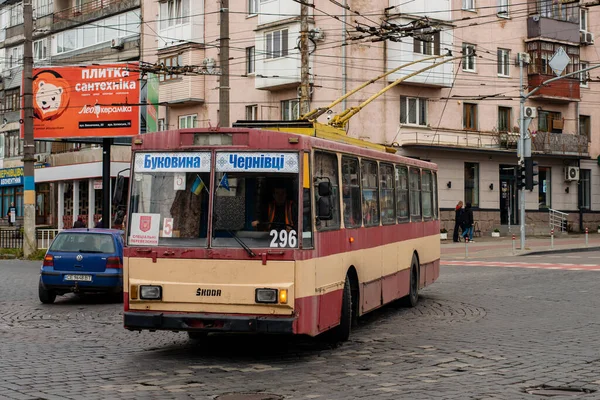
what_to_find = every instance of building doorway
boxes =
[499,165,517,226]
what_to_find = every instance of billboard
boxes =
[23,63,140,139]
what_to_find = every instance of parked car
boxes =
[38,229,124,304]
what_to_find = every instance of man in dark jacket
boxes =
[73,216,85,229]
[453,201,464,242]
[461,203,474,242]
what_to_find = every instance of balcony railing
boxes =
[54,0,120,21]
[532,131,589,156]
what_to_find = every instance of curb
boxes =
[520,246,600,256]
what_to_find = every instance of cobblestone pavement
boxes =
[1,260,599,400]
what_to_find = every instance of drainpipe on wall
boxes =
[578,158,583,232]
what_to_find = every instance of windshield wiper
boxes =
[226,230,256,257]
[78,250,103,253]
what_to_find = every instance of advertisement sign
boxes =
[134,152,211,173]
[93,180,103,190]
[146,73,159,133]
[215,152,299,173]
[129,213,160,246]
[0,167,24,187]
[24,63,140,139]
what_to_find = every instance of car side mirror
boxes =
[317,196,333,220]
[318,181,332,197]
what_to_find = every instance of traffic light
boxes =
[517,163,526,190]
[525,157,539,191]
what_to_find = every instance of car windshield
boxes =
[212,152,300,249]
[128,152,211,247]
[50,233,116,253]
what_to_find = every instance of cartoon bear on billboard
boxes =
[32,70,70,121]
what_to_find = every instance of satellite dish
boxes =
[203,58,216,74]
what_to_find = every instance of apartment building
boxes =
[141,0,599,234]
[0,0,141,228]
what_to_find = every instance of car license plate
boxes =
[64,274,92,282]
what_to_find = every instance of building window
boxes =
[462,43,476,72]
[580,8,589,31]
[497,48,510,77]
[464,162,479,208]
[538,111,562,133]
[409,168,421,219]
[159,0,190,30]
[341,157,362,228]
[498,0,509,17]
[33,39,48,62]
[395,166,409,222]
[498,106,512,132]
[8,46,23,69]
[34,0,53,18]
[538,167,551,209]
[158,54,183,82]
[178,114,197,129]
[266,29,289,59]
[579,115,591,142]
[9,4,23,27]
[4,132,23,158]
[400,97,427,126]
[281,99,299,121]
[539,0,578,23]
[314,152,340,230]
[246,46,255,74]
[248,0,258,15]
[3,89,19,112]
[158,119,166,131]
[361,160,379,226]
[580,169,591,210]
[380,163,395,225]
[463,0,475,11]
[580,61,589,87]
[463,103,478,131]
[413,31,440,56]
[527,41,579,76]
[245,105,258,120]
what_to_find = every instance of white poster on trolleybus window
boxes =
[129,213,161,246]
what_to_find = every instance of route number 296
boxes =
[270,229,297,248]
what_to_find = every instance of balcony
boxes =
[527,16,579,43]
[53,0,140,32]
[527,74,580,102]
[532,131,589,157]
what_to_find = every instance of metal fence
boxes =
[0,230,23,249]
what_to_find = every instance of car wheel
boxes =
[38,280,56,304]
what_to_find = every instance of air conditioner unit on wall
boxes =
[35,154,47,163]
[515,52,530,66]
[565,166,579,181]
[580,31,595,45]
[524,106,537,119]
[111,38,125,50]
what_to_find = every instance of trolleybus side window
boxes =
[361,159,380,226]
[395,165,409,222]
[433,171,439,219]
[409,167,421,220]
[341,156,362,228]
[380,163,395,225]
[314,151,340,231]
[422,170,433,219]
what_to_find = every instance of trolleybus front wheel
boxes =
[402,254,419,308]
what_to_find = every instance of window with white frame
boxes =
[246,105,258,120]
[179,114,197,129]
[413,32,440,56]
[400,97,427,126]
[497,48,510,77]
[248,0,258,15]
[5,132,23,158]
[34,0,53,18]
[159,0,190,30]
[463,0,475,11]
[462,43,476,72]
[246,46,255,74]
[8,46,23,69]
[498,0,509,17]
[580,8,589,31]
[281,99,299,121]
[158,119,166,131]
[9,4,23,27]
[580,61,589,87]
[33,39,48,62]
[266,29,289,59]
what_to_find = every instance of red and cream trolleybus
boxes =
[123,121,440,341]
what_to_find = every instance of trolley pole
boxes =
[299,0,311,115]
[219,0,230,127]
[23,0,37,257]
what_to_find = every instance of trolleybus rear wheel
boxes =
[402,254,419,308]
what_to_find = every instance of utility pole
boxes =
[219,0,230,127]
[23,0,36,257]
[299,0,310,116]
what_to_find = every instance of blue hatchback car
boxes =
[39,229,124,304]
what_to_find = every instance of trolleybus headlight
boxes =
[255,288,278,304]
[140,285,162,300]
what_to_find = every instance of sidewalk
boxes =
[441,233,600,260]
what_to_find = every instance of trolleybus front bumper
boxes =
[124,311,295,334]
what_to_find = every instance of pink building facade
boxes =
[142,0,600,234]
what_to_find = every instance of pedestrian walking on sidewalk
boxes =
[461,202,474,242]
[453,201,464,242]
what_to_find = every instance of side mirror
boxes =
[317,197,333,220]
[318,181,332,197]
[113,176,125,205]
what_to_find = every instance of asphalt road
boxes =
[0,257,599,400]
